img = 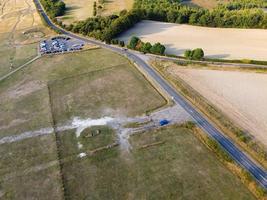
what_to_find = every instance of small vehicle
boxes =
[159,119,170,126]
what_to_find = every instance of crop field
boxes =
[168,65,267,147]
[0,0,53,77]
[0,48,166,199]
[60,0,134,24]
[119,20,267,61]
[56,125,255,199]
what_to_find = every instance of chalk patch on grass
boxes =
[70,117,114,151]
[78,142,83,149]
[78,152,87,158]
[72,117,114,138]
[0,128,54,144]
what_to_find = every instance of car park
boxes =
[39,35,85,55]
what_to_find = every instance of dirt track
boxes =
[119,20,267,61]
[170,66,267,146]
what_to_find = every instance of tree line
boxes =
[128,36,166,55]
[40,0,66,18]
[65,10,143,43]
[134,0,267,28]
[40,0,267,44]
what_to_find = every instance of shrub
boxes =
[192,48,204,60]
[128,36,140,49]
[150,42,166,55]
[140,42,152,53]
[184,50,192,59]
[119,41,125,47]
[184,48,204,60]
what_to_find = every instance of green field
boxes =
[0,48,166,199]
[49,64,165,124]
[0,32,39,77]
[0,48,256,200]
[0,49,143,137]
[57,125,255,200]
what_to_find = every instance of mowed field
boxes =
[168,66,267,147]
[0,48,166,199]
[60,0,134,24]
[57,124,255,199]
[0,0,53,77]
[119,20,267,61]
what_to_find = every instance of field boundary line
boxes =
[46,84,67,200]
[47,62,132,85]
[0,55,41,82]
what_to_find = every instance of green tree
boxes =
[184,50,192,59]
[150,42,166,55]
[128,36,140,49]
[192,48,204,60]
[141,42,152,53]
[119,41,125,47]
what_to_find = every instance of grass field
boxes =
[0,48,166,199]
[49,64,165,124]
[0,0,53,77]
[57,125,255,199]
[119,20,267,61]
[0,134,63,199]
[0,49,132,137]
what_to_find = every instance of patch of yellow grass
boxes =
[60,0,95,24]
[100,0,134,16]
[0,0,53,76]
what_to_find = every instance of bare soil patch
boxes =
[119,20,267,61]
[169,66,267,147]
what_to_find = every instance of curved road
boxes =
[33,0,267,189]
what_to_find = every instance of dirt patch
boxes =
[169,66,267,146]
[119,20,267,61]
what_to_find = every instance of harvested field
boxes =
[181,0,228,9]
[100,0,134,16]
[57,125,255,199]
[60,0,95,24]
[60,0,134,24]
[169,66,267,147]
[119,20,267,61]
[0,0,53,77]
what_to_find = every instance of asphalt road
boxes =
[33,0,267,189]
